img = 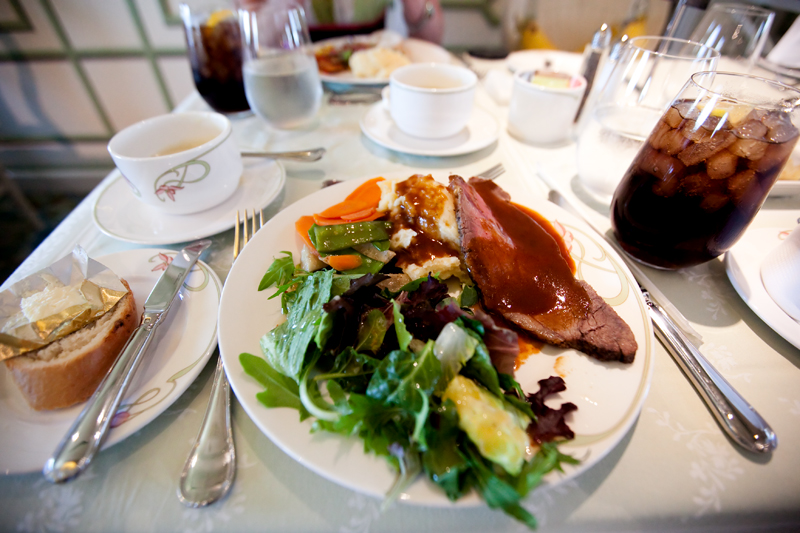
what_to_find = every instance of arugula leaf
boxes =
[260,269,334,383]
[316,347,380,393]
[355,308,390,353]
[257,252,295,291]
[240,352,310,420]
[422,401,472,500]
[462,442,538,530]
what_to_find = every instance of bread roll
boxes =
[4,280,137,411]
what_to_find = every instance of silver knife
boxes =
[43,239,211,483]
[644,290,777,453]
[544,188,777,453]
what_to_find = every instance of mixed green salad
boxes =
[240,218,579,529]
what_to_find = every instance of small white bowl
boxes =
[108,112,243,215]
[761,224,800,321]
[508,70,586,146]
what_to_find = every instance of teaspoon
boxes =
[240,148,325,162]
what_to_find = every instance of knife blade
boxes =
[43,239,211,483]
[543,187,777,453]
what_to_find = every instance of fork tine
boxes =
[477,163,504,180]
[233,211,241,260]
[243,209,250,246]
[254,208,263,231]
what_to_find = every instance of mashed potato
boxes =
[378,175,469,283]
[349,47,410,79]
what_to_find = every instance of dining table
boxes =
[1,51,800,533]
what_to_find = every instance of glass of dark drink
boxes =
[180,1,250,116]
[611,72,800,269]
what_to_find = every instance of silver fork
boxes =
[178,209,263,507]
[476,162,505,180]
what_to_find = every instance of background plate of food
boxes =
[217,171,655,513]
[314,30,454,87]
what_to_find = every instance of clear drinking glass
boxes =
[611,72,800,269]
[576,36,719,203]
[239,3,323,129]
[180,0,251,116]
[684,2,775,73]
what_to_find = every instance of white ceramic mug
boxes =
[508,70,586,145]
[386,63,477,139]
[108,112,242,215]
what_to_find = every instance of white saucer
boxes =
[359,103,499,157]
[0,248,221,474]
[725,226,800,350]
[93,159,285,245]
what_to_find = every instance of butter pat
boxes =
[21,280,89,323]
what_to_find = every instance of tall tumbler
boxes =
[180,0,251,116]
[674,2,775,73]
[239,2,323,129]
[611,72,800,269]
[576,36,719,203]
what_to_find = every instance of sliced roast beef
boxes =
[449,175,637,364]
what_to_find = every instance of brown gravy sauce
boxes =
[470,179,590,321]
[392,175,459,268]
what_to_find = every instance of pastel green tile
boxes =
[137,0,186,47]
[83,57,172,132]
[53,0,141,50]
[0,1,61,51]
[0,61,108,137]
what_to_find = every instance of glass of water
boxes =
[575,36,719,203]
[239,2,322,129]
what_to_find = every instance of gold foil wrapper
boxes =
[0,247,128,361]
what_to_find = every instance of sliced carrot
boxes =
[313,213,347,226]
[327,254,362,271]
[317,200,370,219]
[344,177,384,203]
[340,207,376,221]
[345,210,383,222]
[295,215,316,250]
[317,177,384,218]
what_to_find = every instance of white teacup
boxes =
[386,63,477,139]
[508,70,586,145]
[108,112,242,215]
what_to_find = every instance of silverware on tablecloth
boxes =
[178,210,262,507]
[328,92,382,105]
[475,162,505,181]
[241,148,325,162]
[43,239,211,483]
[544,186,777,454]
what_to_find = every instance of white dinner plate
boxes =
[93,159,285,245]
[725,227,800,350]
[0,248,221,475]
[218,173,655,506]
[360,103,500,157]
[315,31,453,87]
[505,49,583,75]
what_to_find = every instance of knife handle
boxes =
[43,317,160,483]
[645,292,777,453]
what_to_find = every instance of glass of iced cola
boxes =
[611,71,800,269]
[180,0,250,116]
